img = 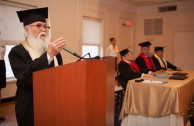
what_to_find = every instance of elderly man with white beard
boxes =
[8,7,66,126]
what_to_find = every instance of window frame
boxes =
[82,17,103,57]
[4,41,20,82]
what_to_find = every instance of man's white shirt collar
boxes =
[123,59,131,64]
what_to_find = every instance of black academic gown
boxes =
[135,56,156,73]
[118,61,142,89]
[152,55,177,70]
[0,60,6,89]
[8,44,63,126]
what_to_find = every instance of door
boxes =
[173,31,194,70]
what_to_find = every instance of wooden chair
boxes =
[114,64,125,111]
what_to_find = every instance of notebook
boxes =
[169,75,188,80]
[172,72,188,76]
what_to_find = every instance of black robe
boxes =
[0,60,6,89]
[135,56,156,73]
[152,55,177,70]
[118,61,142,89]
[8,44,63,126]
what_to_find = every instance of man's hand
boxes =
[155,70,163,74]
[167,68,173,71]
[47,37,66,57]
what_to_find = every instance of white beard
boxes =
[26,29,49,56]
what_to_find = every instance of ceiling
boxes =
[119,0,189,6]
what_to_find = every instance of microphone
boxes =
[88,53,91,58]
[63,47,83,59]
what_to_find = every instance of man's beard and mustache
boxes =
[26,29,49,56]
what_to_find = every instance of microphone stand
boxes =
[63,47,101,61]
[77,52,91,61]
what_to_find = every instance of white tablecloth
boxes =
[121,114,184,126]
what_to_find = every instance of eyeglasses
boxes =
[30,24,50,30]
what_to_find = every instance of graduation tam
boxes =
[120,48,129,56]
[154,47,164,52]
[110,37,115,42]
[138,41,152,47]
[17,7,48,26]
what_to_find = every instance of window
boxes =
[82,17,103,58]
[82,45,99,58]
[0,4,25,80]
[4,45,15,79]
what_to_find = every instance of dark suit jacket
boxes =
[118,61,142,89]
[135,56,156,73]
[0,60,6,89]
[152,55,177,70]
[8,44,63,126]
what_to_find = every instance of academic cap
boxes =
[138,41,152,47]
[154,47,164,52]
[120,48,129,56]
[17,7,48,26]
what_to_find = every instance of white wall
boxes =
[134,0,194,63]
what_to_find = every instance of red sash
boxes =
[139,53,156,71]
[122,60,140,73]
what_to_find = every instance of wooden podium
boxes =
[33,58,115,126]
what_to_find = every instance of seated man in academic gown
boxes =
[8,7,66,126]
[118,48,152,89]
[152,47,181,71]
[135,41,159,73]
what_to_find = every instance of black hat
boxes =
[17,7,48,26]
[138,41,152,47]
[154,47,164,52]
[110,37,115,42]
[120,48,129,56]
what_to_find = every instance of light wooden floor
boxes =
[0,102,17,126]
